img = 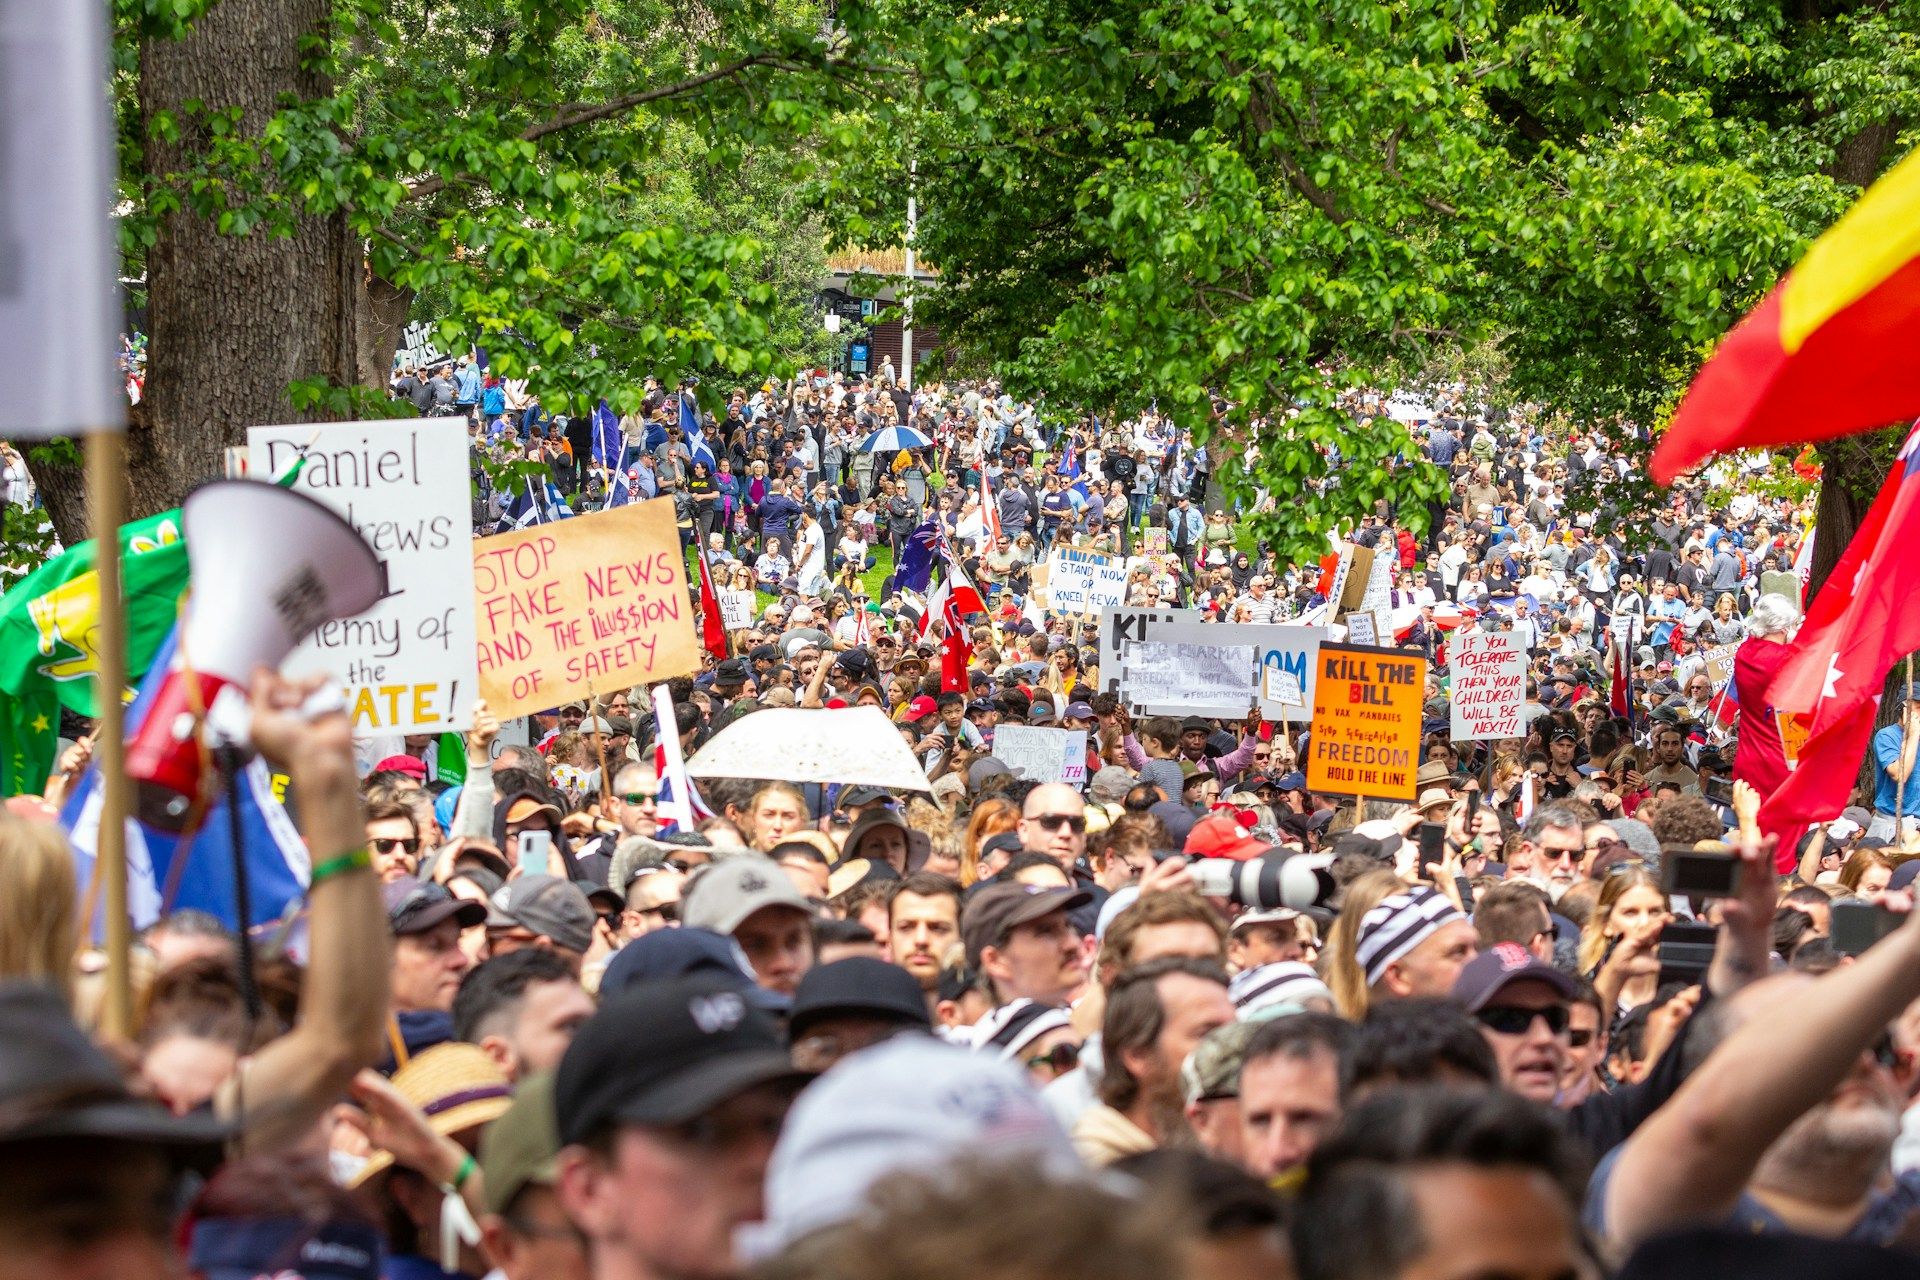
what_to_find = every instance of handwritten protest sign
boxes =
[249,419,477,735]
[1778,711,1812,769]
[1046,547,1127,617]
[1306,643,1427,802]
[1264,667,1303,708]
[471,499,699,719]
[1702,644,1739,689]
[719,588,756,631]
[992,726,1088,785]
[1344,612,1377,646]
[1123,632,1257,717]
[1099,606,1200,693]
[1137,619,1322,719]
[1449,631,1527,740]
[1142,527,1169,554]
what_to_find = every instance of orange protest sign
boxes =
[1305,643,1427,802]
[1777,710,1812,769]
[472,499,699,719]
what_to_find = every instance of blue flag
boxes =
[62,626,310,936]
[591,398,621,468]
[508,477,573,527]
[679,392,718,469]
[890,517,943,595]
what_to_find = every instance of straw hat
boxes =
[353,1042,513,1186]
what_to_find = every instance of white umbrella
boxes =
[686,706,933,791]
[859,425,933,453]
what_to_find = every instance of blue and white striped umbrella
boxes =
[859,425,933,454]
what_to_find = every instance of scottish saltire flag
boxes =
[63,627,309,936]
[604,466,633,510]
[591,399,621,468]
[651,684,712,836]
[678,391,718,469]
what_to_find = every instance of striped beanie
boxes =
[1355,888,1466,988]
[1230,962,1334,1022]
[970,998,1074,1061]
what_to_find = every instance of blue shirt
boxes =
[454,363,482,403]
[1873,721,1920,816]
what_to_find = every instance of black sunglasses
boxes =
[1033,814,1087,834]
[1025,1042,1081,1074]
[1476,1006,1570,1036]
[372,836,421,855]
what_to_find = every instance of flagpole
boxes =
[87,429,133,1040]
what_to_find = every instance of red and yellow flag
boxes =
[1651,148,1920,484]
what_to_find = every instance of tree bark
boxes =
[32,0,364,539]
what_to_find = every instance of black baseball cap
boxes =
[787,957,933,1041]
[554,974,810,1145]
[384,876,487,937]
[1451,942,1577,1012]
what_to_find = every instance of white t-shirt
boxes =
[795,521,827,589]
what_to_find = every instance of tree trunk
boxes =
[32,0,366,540]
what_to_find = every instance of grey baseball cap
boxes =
[488,875,597,955]
[680,855,814,936]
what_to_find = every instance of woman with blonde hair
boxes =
[1837,846,1899,901]
[1578,865,1668,1018]
[0,814,78,1004]
[1323,868,1409,1020]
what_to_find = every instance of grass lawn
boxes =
[685,544,899,615]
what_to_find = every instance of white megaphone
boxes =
[125,479,387,831]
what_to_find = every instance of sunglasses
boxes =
[372,837,421,855]
[1032,814,1087,834]
[1476,1006,1570,1036]
[622,792,660,805]
[636,901,681,924]
[1026,1042,1082,1074]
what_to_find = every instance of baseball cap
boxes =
[384,876,487,936]
[788,957,933,1041]
[597,927,789,1010]
[961,882,1091,966]
[1183,810,1268,861]
[714,657,751,684]
[503,795,563,827]
[188,1219,381,1280]
[479,1071,562,1216]
[903,695,939,722]
[1271,771,1307,792]
[554,975,809,1145]
[1451,941,1578,1012]
[743,1036,1072,1259]
[680,855,814,936]
[1181,1020,1256,1106]
[1230,906,1303,934]
[1028,701,1058,724]
[373,754,428,779]
[1062,701,1095,721]
[965,698,996,715]
[487,874,596,954]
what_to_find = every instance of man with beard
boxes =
[886,874,963,1013]
[1071,958,1233,1166]
[1510,804,1585,904]
[1587,895,1920,1253]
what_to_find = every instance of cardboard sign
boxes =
[1702,644,1739,689]
[719,588,756,631]
[249,419,478,735]
[1264,667,1303,708]
[1138,619,1323,720]
[1123,638,1257,717]
[471,499,700,719]
[1099,606,1201,693]
[1344,612,1377,646]
[1305,643,1427,802]
[992,725,1088,785]
[1359,545,1396,611]
[1046,547,1127,617]
[1449,631,1527,741]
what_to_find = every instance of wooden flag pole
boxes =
[87,429,132,1040]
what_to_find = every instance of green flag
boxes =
[435,732,468,787]
[0,509,189,795]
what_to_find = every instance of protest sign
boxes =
[992,726,1088,785]
[1344,612,1377,646]
[249,419,477,735]
[1702,644,1739,688]
[1121,623,1257,717]
[1778,711,1811,769]
[1142,527,1169,554]
[1326,543,1359,611]
[1134,619,1323,720]
[1449,631,1527,740]
[1046,547,1127,617]
[1359,546,1396,611]
[471,499,699,720]
[1305,644,1426,802]
[719,588,756,631]
[1264,667,1303,708]
[1099,606,1201,692]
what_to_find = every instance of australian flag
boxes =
[63,627,310,936]
[891,516,946,595]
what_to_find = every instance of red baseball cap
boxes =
[374,754,428,780]
[904,696,939,722]
[1183,810,1268,861]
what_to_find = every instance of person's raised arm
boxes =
[1598,880,1920,1252]
[451,700,499,840]
[217,670,389,1152]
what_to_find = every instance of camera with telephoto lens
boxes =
[1188,852,1337,911]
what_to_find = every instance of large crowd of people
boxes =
[8,355,1920,1280]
